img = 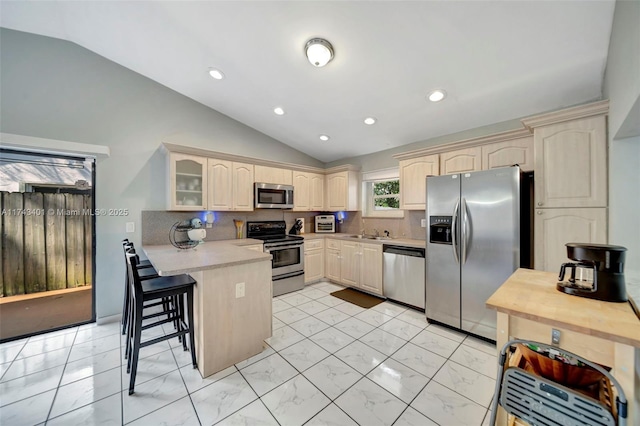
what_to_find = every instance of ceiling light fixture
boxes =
[364,117,377,125]
[428,89,446,102]
[273,107,285,116]
[208,68,224,80]
[305,38,334,67]
[319,135,330,141]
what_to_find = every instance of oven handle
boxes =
[264,241,304,250]
[272,270,304,281]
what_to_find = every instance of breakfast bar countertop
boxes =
[142,238,270,276]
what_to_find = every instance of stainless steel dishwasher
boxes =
[383,245,425,310]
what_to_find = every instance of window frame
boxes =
[361,169,404,218]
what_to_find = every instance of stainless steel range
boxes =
[247,221,304,296]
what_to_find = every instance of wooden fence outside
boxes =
[1,192,93,297]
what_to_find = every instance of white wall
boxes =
[603,0,640,284]
[0,28,323,320]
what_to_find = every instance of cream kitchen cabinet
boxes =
[399,154,440,210]
[304,239,324,283]
[440,147,482,175]
[254,165,293,186]
[293,171,324,211]
[207,159,254,211]
[359,243,383,295]
[325,239,342,282]
[481,137,534,171]
[534,207,607,272]
[339,240,383,296]
[533,115,607,208]
[326,171,359,211]
[167,153,208,210]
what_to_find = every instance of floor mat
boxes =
[330,288,385,309]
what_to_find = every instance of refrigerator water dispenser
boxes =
[429,216,453,244]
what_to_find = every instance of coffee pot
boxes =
[557,243,627,302]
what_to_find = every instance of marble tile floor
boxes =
[0,279,499,426]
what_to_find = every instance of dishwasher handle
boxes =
[382,245,425,258]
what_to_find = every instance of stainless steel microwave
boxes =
[254,183,294,209]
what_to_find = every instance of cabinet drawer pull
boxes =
[537,211,543,215]
[537,202,543,206]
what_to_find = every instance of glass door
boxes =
[0,149,95,342]
[172,154,206,210]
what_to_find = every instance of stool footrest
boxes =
[140,329,188,349]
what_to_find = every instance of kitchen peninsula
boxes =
[486,268,640,425]
[143,239,272,378]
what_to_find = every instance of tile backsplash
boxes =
[141,210,426,245]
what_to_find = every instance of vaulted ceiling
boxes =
[0,1,616,162]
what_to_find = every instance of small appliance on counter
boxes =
[315,215,336,233]
[289,218,304,235]
[557,243,628,302]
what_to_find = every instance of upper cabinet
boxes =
[534,207,607,272]
[399,154,439,210]
[481,137,534,171]
[326,171,359,211]
[293,171,324,211]
[440,147,482,175]
[167,153,208,210]
[254,165,292,185]
[533,115,607,208]
[208,159,254,211]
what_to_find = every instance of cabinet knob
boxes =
[537,202,543,206]
[537,211,543,215]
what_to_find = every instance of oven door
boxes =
[265,242,304,276]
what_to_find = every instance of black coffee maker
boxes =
[557,243,627,302]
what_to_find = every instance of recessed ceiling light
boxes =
[364,117,377,125]
[428,89,446,102]
[273,107,285,116]
[208,68,224,80]
[319,135,330,141]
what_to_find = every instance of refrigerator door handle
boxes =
[452,199,460,265]
[461,197,470,265]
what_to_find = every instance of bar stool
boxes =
[125,252,197,395]
[121,241,160,335]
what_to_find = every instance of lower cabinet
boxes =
[304,239,324,283]
[339,240,383,296]
[325,239,342,282]
[534,207,607,272]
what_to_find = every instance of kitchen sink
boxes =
[347,235,392,240]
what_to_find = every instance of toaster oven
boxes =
[315,215,336,233]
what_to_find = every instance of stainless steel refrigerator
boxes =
[426,166,528,341]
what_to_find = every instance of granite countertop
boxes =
[142,239,270,276]
[300,232,426,248]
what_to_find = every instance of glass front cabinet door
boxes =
[168,153,208,210]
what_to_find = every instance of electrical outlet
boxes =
[420,219,426,228]
[126,222,135,233]
[235,282,245,298]
[551,328,561,345]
